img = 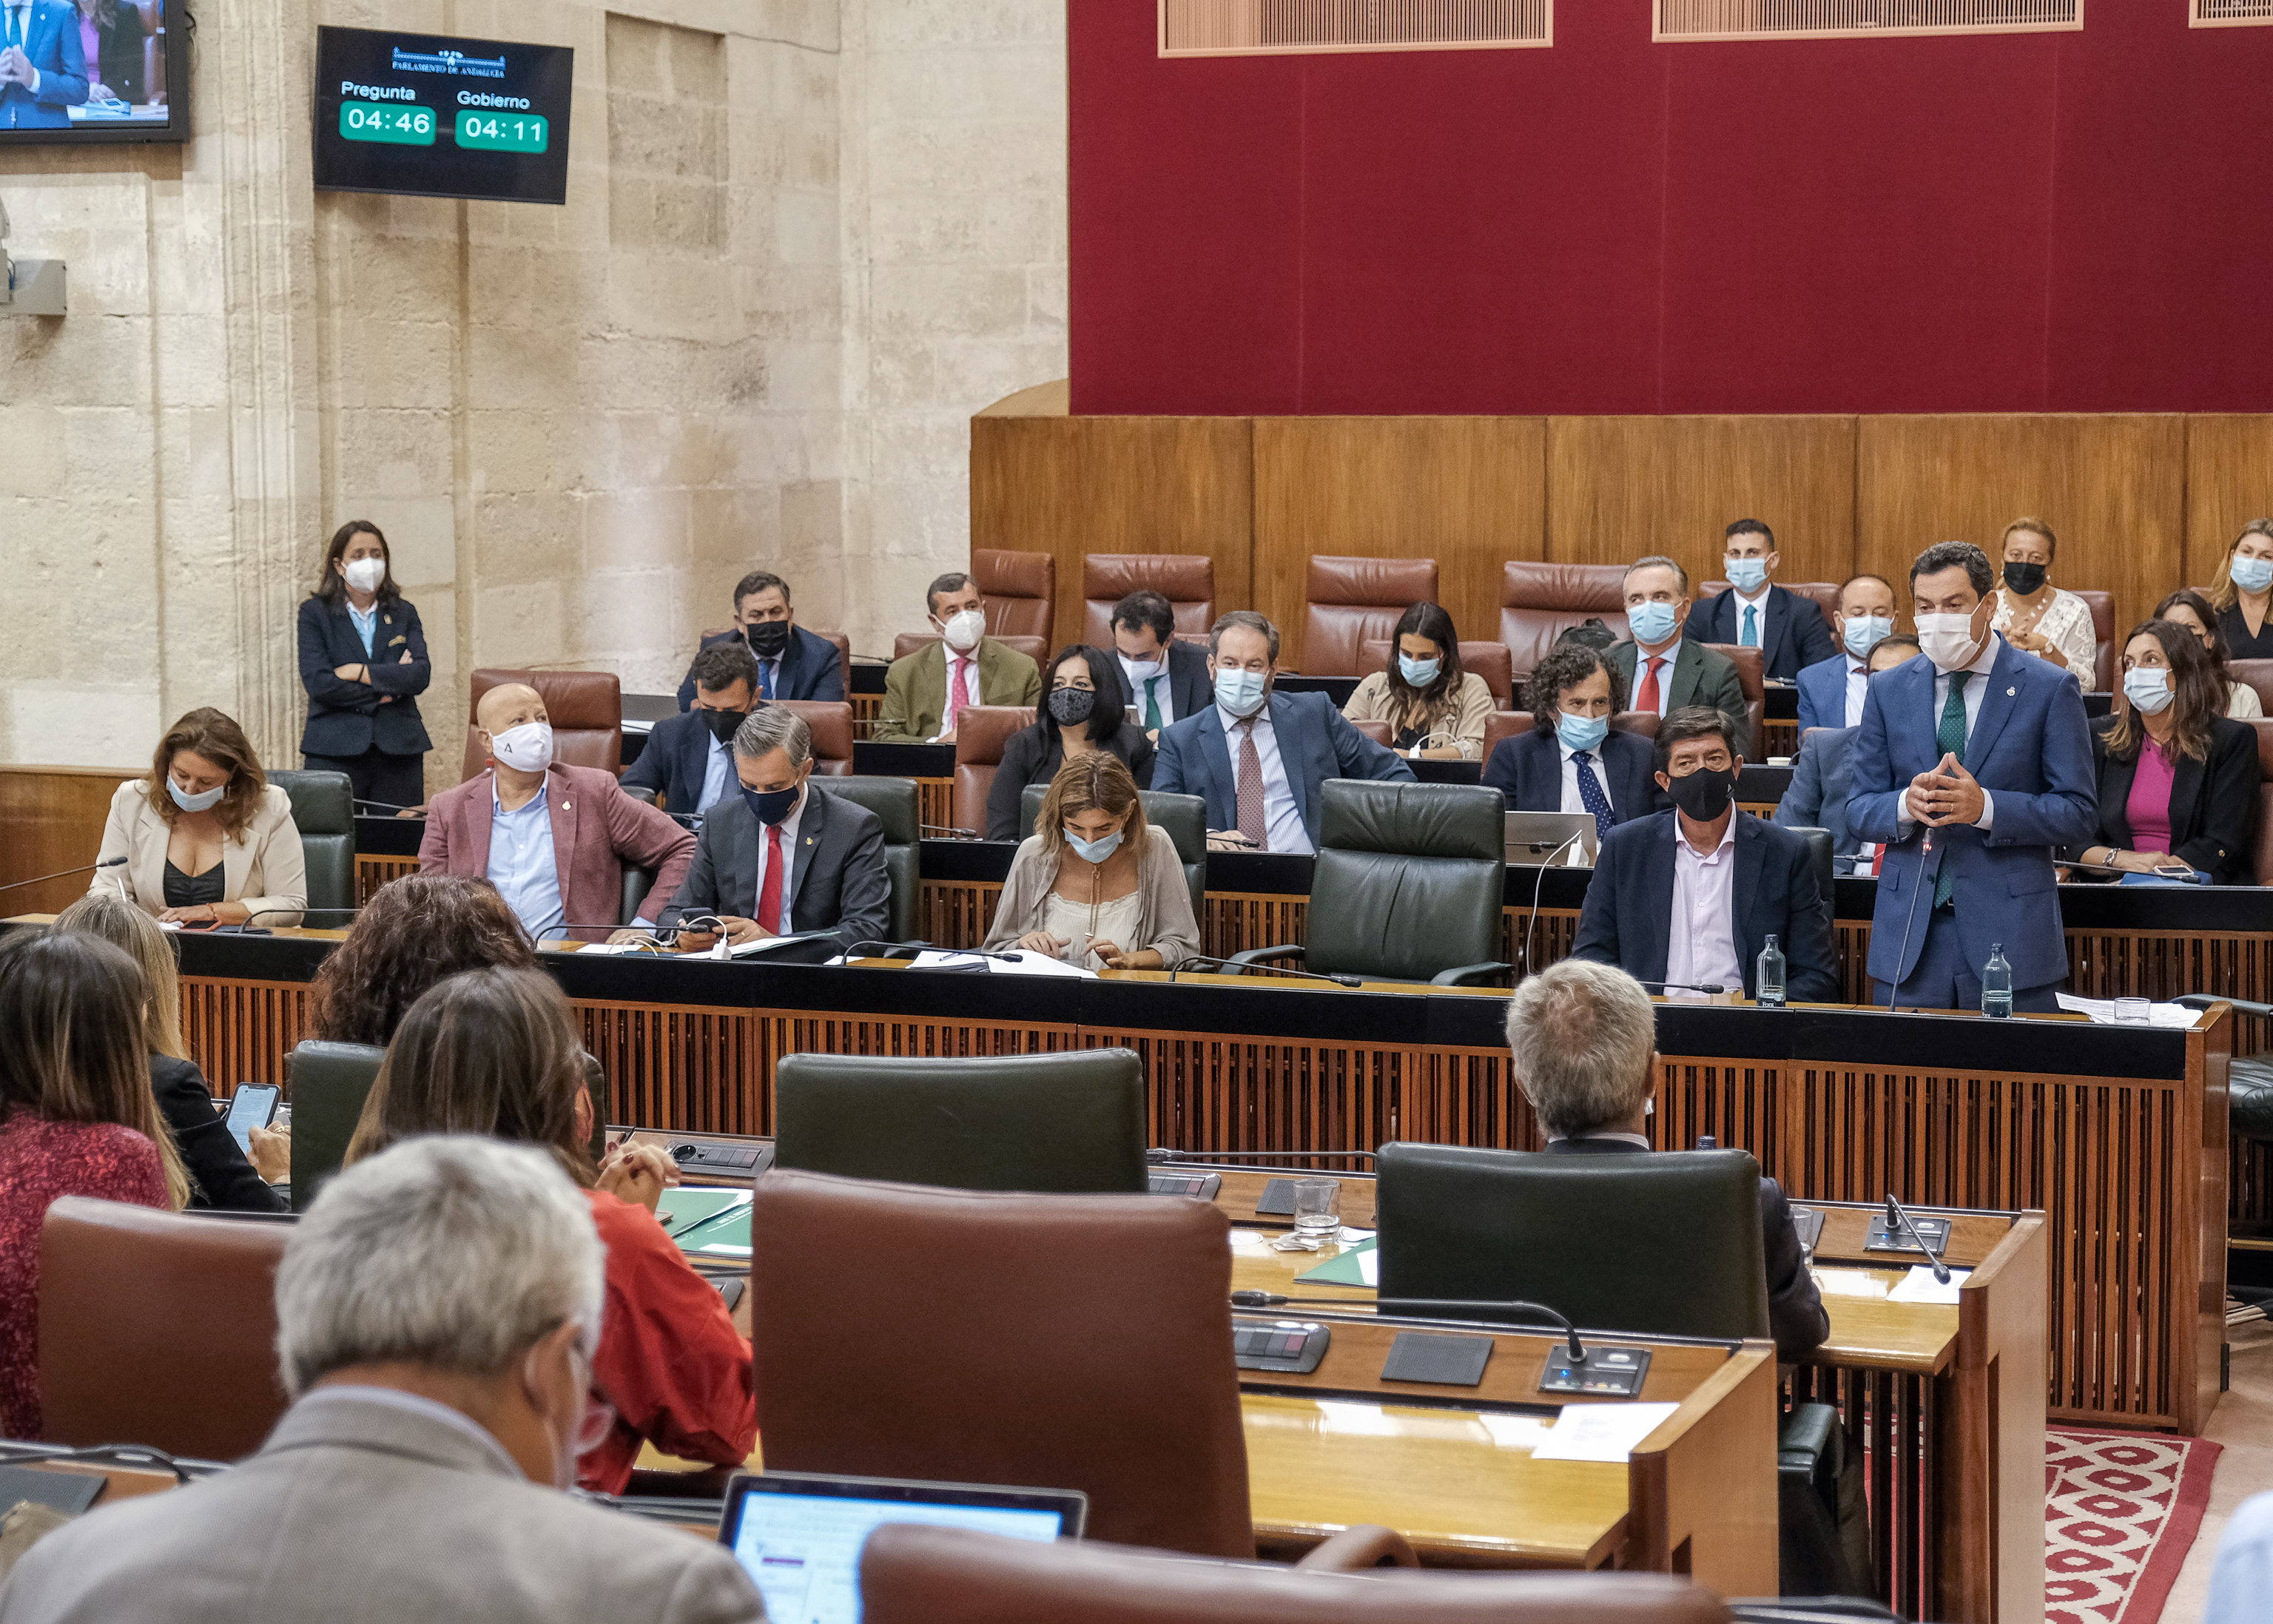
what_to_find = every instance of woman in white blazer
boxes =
[92,708,306,928]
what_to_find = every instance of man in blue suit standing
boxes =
[673,570,844,710]
[1690,520,1839,684]
[1152,610,1413,852]
[0,0,89,129]
[1794,573,1901,735]
[1846,541,2097,1012]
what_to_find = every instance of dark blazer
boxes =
[1481,727,1665,823]
[675,624,845,710]
[1123,641,1214,728]
[621,709,726,815]
[297,596,434,758]
[983,725,1156,842]
[1569,809,1838,1003]
[1846,639,2097,993]
[88,4,145,102]
[149,1054,288,1215]
[1794,652,1861,736]
[1604,639,1753,758]
[656,783,889,952]
[1541,1137,1829,1361]
[2065,715,2260,886]
[1693,584,1838,684]
[2220,603,2273,663]
[1775,726,1861,860]
[0,0,87,129]
[1151,690,1415,849]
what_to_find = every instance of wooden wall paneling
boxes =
[1250,417,1546,666]
[1544,417,1860,590]
[0,766,138,915]
[2183,414,2273,593]
[1856,415,2187,647]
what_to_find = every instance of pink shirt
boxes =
[2125,742,2177,857]
[77,15,100,87]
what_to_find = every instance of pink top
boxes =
[77,16,100,88]
[2125,742,2178,858]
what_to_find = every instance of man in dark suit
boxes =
[1847,541,2097,1011]
[673,570,844,710]
[1507,958,1828,1360]
[1691,519,1838,684]
[0,0,88,129]
[1151,610,1413,853]
[1605,556,1754,757]
[1570,706,1836,1003]
[1111,588,1213,738]
[1795,573,1901,735]
[625,641,761,818]
[1777,634,1919,873]
[1482,639,1665,830]
[652,705,889,954]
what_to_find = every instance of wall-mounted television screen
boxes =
[312,26,572,205]
[0,0,189,145]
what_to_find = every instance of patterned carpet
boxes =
[2047,1429,2222,1624]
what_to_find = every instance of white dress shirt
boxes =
[1219,702,1311,855]
[1665,815,1742,998]
[1842,661,1870,729]
[1731,585,1771,647]
[748,791,809,920]
[1901,633,2002,834]
[1558,743,1617,816]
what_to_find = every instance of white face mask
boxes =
[938,609,985,653]
[489,721,554,774]
[1915,611,1984,673]
[342,556,385,594]
[1120,653,1165,683]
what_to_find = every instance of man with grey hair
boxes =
[1509,960,1828,1359]
[1605,556,1752,755]
[650,704,889,953]
[0,1138,767,1623]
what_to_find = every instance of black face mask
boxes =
[1665,766,1737,822]
[701,707,748,746]
[1046,687,1097,727]
[2002,560,2047,596]
[746,620,792,659]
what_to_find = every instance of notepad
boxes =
[1292,1236,1378,1288]
[1530,1401,1680,1463]
[1886,1265,1970,1305]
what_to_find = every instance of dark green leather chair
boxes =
[1019,783,1208,923]
[615,783,672,926]
[1373,1141,1771,1342]
[772,1048,1148,1193]
[286,1040,385,1213]
[1230,781,1510,986]
[2176,994,2273,1149]
[1782,826,1837,926]
[821,777,923,945]
[266,769,355,920]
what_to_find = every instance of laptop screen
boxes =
[716,1472,1084,1624]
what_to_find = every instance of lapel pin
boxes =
[2006,687,2016,696]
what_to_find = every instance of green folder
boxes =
[1292,1236,1376,1288]
[655,1189,751,1256]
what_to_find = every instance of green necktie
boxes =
[1143,676,1162,731]
[1931,671,1971,909]
[5,6,20,50]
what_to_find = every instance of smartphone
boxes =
[224,1084,281,1154]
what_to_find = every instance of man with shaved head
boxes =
[417,682,696,944]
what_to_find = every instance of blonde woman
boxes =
[983,752,1202,970]
[1990,518,2098,680]
[53,892,289,1212]
[92,707,306,927]
[2211,518,2273,661]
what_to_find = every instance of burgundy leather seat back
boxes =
[952,706,1037,834]
[2232,660,2273,717]
[777,699,855,775]
[1699,580,1840,638]
[1481,709,1528,761]
[1346,717,1394,747]
[751,1170,1253,1558]
[1500,563,1631,678]
[2072,590,2115,692]
[1302,556,1439,676]
[461,667,623,781]
[974,550,1055,642]
[1696,644,1767,754]
[1358,638,1515,708]
[1082,554,1216,647]
[40,1196,291,1462]
[1609,710,1661,741]
[894,632,1051,666]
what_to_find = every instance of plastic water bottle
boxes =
[1756,934,1787,1008]
[1982,943,2013,1020]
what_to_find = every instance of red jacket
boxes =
[418,763,695,940]
[576,1188,755,1494]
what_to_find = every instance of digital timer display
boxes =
[453,110,549,154]
[314,27,573,204]
[341,101,437,146]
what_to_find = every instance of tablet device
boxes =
[224,1085,281,1154]
[715,1470,1085,1624]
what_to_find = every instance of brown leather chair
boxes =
[2072,589,2115,692]
[750,1170,1253,1557]
[1609,710,1662,741]
[1697,644,1767,758]
[1481,710,1528,764]
[2233,660,2273,717]
[859,1523,1731,1624]
[1357,638,1515,709]
[694,628,854,698]
[39,1196,291,1461]
[1302,556,1438,676]
[1082,554,1216,646]
[893,632,1052,667]
[1499,562,1631,678]
[952,706,1037,835]
[778,699,855,775]
[460,667,623,781]
[2251,720,2273,885]
[1700,579,1840,639]
[974,549,1055,642]
[1346,717,1394,747]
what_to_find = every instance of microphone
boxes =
[0,856,127,897]
[1883,1193,1951,1284]
[351,798,426,815]
[1631,979,1727,997]
[1886,757,1958,1013]
[1147,1148,1376,1165]
[1168,952,1364,988]
[1232,1290,1588,1365]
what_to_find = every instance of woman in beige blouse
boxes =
[1340,602,1495,760]
[91,707,306,927]
[1991,518,2099,682]
[982,752,1200,971]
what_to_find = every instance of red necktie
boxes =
[1637,657,1665,712]
[1870,843,1885,876]
[755,822,784,934]
[946,656,972,734]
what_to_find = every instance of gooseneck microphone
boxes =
[0,855,127,897]
[1883,1193,1952,1284]
[351,798,426,815]
[1232,1290,1589,1365]
[1168,951,1364,988]
[1631,980,1727,997]
[1886,758,1956,1014]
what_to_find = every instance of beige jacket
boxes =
[983,826,1202,968]
[1340,670,1496,760]
[90,780,306,926]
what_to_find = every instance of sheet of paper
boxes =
[899,949,1097,979]
[1358,1248,1378,1287]
[2053,993,2202,1028]
[1886,1265,1970,1305]
[1530,1401,1681,1463]
[698,1241,752,1258]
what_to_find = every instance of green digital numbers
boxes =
[453,111,549,154]
[340,101,436,146]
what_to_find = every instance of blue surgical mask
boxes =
[1725,557,1769,593]
[1842,615,1893,661]
[2233,554,2273,594]
[740,782,802,826]
[1557,711,1609,754]
[1214,668,1268,718]
[2124,667,2175,716]
[166,777,226,814]
[1627,601,1680,646]
[1063,826,1123,863]
[1397,654,1441,688]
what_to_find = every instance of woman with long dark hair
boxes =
[297,519,434,811]
[1341,602,1494,759]
[2157,587,2265,718]
[983,643,1154,841]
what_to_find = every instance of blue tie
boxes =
[1742,603,1759,647]
[758,660,774,701]
[1574,752,1615,845]
[4,6,19,50]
